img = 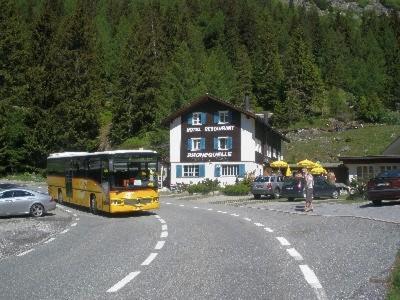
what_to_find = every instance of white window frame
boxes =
[356,165,374,180]
[218,137,228,150]
[191,138,201,151]
[192,112,201,125]
[221,165,239,176]
[218,111,229,124]
[183,165,199,177]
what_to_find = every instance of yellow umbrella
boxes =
[297,159,315,168]
[270,160,288,168]
[313,162,323,168]
[285,165,292,176]
[310,167,327,175]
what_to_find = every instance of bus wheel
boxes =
[90,195,98,214]
[58,190,63,204]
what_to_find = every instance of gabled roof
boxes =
[162,94,289,142]
[382,135,400,155]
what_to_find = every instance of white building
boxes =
[163,94,289,186]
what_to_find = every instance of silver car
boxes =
[0,189,56,217]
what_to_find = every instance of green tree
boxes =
[233,44,254,108]
[110,7,164,145]
[283,27,324,116]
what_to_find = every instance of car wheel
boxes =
[372,199,382,206]
[254,194,261,199]
[288,197,294,202]
[30,203,45,217]
[58,190,63,204]
[273,188,280,199]
[90,195,98,214]
[331,190,339,199]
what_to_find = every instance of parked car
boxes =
[251,175,284,199]
[0,189,56,217]
[366,170,400,205]
[281,176,339,201]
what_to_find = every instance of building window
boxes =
[214,137,232,150]
[183,165,199,177]
[192,112,201,125]
[219,111,229,124]
[192,138,201,151]
[219,137,228,150]
[255,138,262,153]
[356,165,374,180]
[222,165,239,176]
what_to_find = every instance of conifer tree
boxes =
[283,27,324,116]
[252,13,283,111]
[110,6,164,145]
[233,44,254,108]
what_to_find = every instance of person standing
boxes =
[303,168,314,212]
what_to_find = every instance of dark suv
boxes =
[367,170,400,205]
[281,176,339,201]
[251,175,284,199]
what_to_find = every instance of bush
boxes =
[187,179,220,195]
[222,183,250,196]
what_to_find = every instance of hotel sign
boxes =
[187,152,232,158]
[187,125,235,133]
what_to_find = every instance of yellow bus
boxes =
[47,150,160,214]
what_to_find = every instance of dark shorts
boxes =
[306,188,313,202]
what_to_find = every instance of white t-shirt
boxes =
[305,173,314,189]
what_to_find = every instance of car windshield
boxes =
[254,176,271,182]
[376,170,400,178]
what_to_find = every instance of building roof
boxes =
[162,94,289,142]
[382,135,400,155]
[338,155,400,163]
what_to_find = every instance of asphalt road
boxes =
[0,189,399,299]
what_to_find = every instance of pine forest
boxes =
[1,0,399,174]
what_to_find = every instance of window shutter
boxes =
[187,114,193,125]
[239,164,245,177]
[228,111,232,123]
[187,138,192,150]
[176,165,182,178]
[213,137,218,150]
[214,165,221,177]
[213,112,219,124]
[227,137,233,150]
[201,112,206,125]
[199,165,205,177]
[200,138,205,150]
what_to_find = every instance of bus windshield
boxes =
[111,154,158,189]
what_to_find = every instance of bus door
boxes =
[65,161,73,201]
[101,159,110,210]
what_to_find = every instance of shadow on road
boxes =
[58,201,156,219]
[359,201,400,208]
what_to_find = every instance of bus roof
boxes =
[48,150,157,159]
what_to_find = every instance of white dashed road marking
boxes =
[141,253,158,266]
[17,249,34,256]
[264,227,274,233]
[161,224,168,231]
[276,237,291,246]
[299,265,328,300]
[71,223,77,227]
[179,204,184,207]
[243,218,252,222]
[207,208,213,211]
[155,241,165,250]
[161,231,168,238]
[159,219,166,224]
[286,248,303,261]
[254,223,264,227]
[107,271,141,293]
[60,229,69,234]
[44,238,56,244]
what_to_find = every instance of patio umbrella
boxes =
[285,165,292,176]
[270,160,288,168]
[310,167,327,175]
[297,159,315,168]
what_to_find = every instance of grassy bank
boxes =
[1,172,46,183]
[282,123,400,163]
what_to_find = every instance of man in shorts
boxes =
[303,168,314,212]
